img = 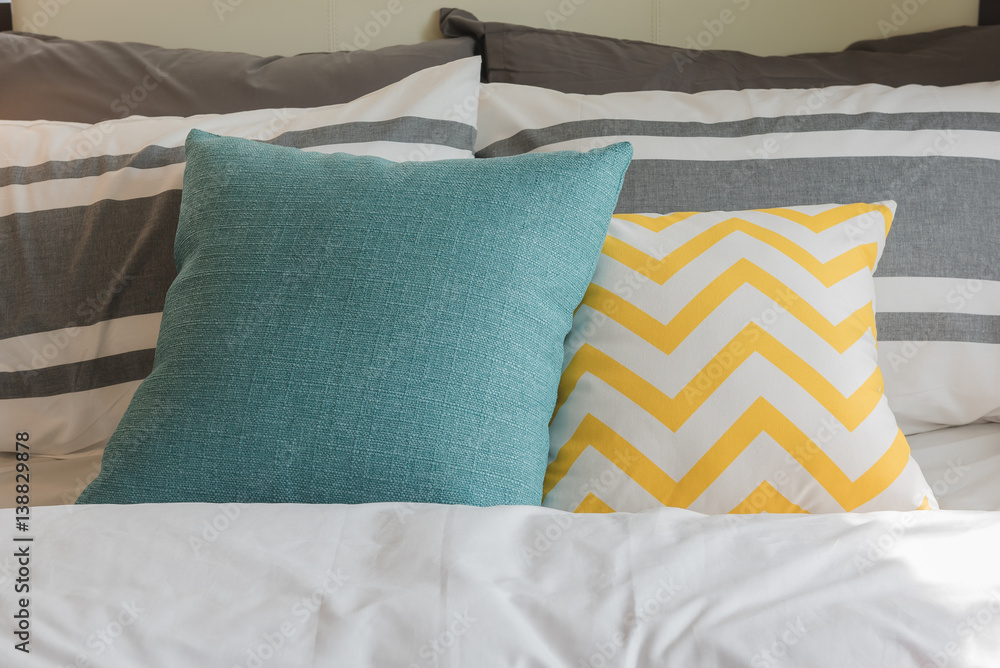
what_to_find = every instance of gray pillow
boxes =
[0,31,475,122]
[440,8,1000,93]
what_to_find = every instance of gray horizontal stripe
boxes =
[477,113,1000,158]
[4,117,475,185]
[2,116,477,342]
[265,118,477,153]
[1,191,181,341]
[0,349,154,400]
[877,312,1000,344]
[3,145,185,185]
[616,157,1000,281]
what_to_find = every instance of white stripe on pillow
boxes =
[477,79,1000,435]
[0,57,482,456]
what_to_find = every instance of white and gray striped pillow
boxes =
[0,57,481,455]
[476,81,1000,435]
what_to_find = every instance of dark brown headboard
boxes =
[982,0,1000,24]
[0,2,12,32]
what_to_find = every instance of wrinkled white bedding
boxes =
[2,502,999,667]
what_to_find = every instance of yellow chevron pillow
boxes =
[545,202,937,514]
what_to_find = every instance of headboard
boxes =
[9,0,984,57]
[983,0,1000,24]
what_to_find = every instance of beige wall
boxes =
[12,0,980,57]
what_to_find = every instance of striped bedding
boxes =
[476,81,1000,436]
[0,57,481,455]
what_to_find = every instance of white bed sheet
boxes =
[1,502,999,667]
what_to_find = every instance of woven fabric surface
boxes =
[78,131,632,505]
[0,57,481,457]
[475,80,1000,436]
[545,202,936,514]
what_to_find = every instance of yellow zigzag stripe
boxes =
[615,211,700,231]
[604,223,879,288]
[583,262,875,357]
[543,402,911,512]
[556,332,885,432]
[729,482,808,514]
[615,202,892,236]
[575,493,615,514]
[767,203,893,237]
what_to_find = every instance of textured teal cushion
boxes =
[77,130,632,505]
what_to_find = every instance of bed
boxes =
[3,2,1000,666]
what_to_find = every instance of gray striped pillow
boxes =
[476,81,1000,435]
[0,58,481,455]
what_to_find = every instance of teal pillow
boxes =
[77,130,632,505]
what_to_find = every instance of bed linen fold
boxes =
[2,503,998,667]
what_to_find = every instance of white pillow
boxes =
[477,80,1000,436]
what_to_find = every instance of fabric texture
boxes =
[0,30,475,123]
[0,58,481,456]
[546,202,935,514]
[10,502,1000,667]
[76,132,633,505]
[475,80,1000,436]
[440,9,1000,94]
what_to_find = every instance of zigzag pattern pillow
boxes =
[476,80,1000,437]
[545,202,937,514]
